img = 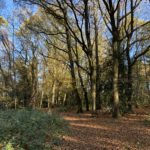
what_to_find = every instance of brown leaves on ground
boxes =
[55,107,150,150]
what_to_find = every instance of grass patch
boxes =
[0,109,68,150]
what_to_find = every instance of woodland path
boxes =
[55,108,150,150]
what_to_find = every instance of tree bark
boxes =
[112,41,120,118]
[64,7,83,113]
[84,0,97,113]
[77,67,89,111]
[127,66,133,112]
[94,10,101,110]
[63,93,67,106]
[52,81,56,107]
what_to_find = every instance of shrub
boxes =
[58,106,72,112]
[144,115,150,126]
[0,109,68,150]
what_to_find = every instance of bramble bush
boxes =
[0,109,68,150]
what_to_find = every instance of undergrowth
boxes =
[143,115,150,126]
[0,109,68,150]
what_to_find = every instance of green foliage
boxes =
[0,109,68,150]
[58,106,72,112]
[144,115,150,126]
[4,142,14,150]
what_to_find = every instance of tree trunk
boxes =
[90,67,96,113]
[127,66,133,112]
[67,36,82,113]
[84,89,89,111]
[77,60,89,111]
[84,0,96,113]
[48,97,50,109]
[94,11,101,110]
[63,93,67,106]
[74,39,89,111]
[52,81,56,107]
[126,41,133,112]
[40,91,44,108]
[112,41,120,118]
[64,7,83,113]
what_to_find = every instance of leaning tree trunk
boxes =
[75,43,89,111]
[64,10,83,113]
[67,33,82,113]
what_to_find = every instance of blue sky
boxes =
[0,0,14,18]
[1,0,37,20]
[1,0,150,21]
[0,0,149,58]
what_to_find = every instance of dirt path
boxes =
[55,108,150,150]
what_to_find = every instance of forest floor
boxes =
[54,107,150,150]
